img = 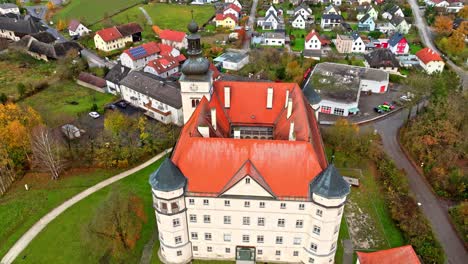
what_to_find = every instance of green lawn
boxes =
[20,81,115,126]
[144,3,215,31]
[0,52,56,100]
[54,0,144,24]
[335,217,351,264]
[15,158,165,264]
[0,169,119,258]
[410,43,423,54]
[289,28,307,52]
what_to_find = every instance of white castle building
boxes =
[149,20,350,264]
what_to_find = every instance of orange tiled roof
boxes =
[416,47,443,64]
[170,81,328,198]
[357,245,421,264]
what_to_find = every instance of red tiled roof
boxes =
[225,3,242,13]
[123,41,160,61]
[357,245,421,264]
[171,82,328,198]
[146,56,179,74]
[306,30,319,42]
[176,54,186,63]
[96,27,123,42]
[209,63,220,80]
[158,43,174,56]
[416,47,443,64]
[216,13,238,22]
[159,29,186,42]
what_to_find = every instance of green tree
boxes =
[16,83,26,98]
[0,93,7,105]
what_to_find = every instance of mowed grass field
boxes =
[15,158,165,264]
[0,169,119,259]
[54,0,143,24]
[20,81,115,126]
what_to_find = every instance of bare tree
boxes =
[31,126,66,180]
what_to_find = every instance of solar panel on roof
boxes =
[129,46,147,58]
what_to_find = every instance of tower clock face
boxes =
[190,83,198,91]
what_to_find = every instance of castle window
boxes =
[331,242,336,251]
[259,202,265,208]
[309,258,315,263]
[189,199,194,205]
[205,233,212,240]
[207,246,212,252]
[334,225,339,234]
[258,217,265,226]
[224,233,231,242]
[275,250,281,256]
[203,199,209,206]
[277,218,285,227]
[310,243,318,252]
[171,202,179,212]
[293,237,302,245]
[224,200,230,206]
[204,215,211,223]
[190,214,197,223]
[243,217,250,225]
[224,216,231,224]
[244,201,250,207]
[225,247,231,253]
[242,235,249,243]
[177,251,182,256]
[175,236,182,244]
[299,204,305,210]
[276,236,283,244]
[257,235,264,243]
[191,232,198,240]
[280,203,286,209]
[293,251,299,256]
[316,209,323,217]
[193,246,198,251]
[173,218,180,227]
[296,220,303,228]
[258,249,263,255]
[245,178,250,184]
[313,225,321,235]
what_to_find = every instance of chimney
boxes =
[224,86,230,108]
[284,90,289,108]
[266,87,273,109]
[287,98,293,119]
[289,122,296,141]
[211,107,217,131]
[197,126,210,138]
[233,127,240,139]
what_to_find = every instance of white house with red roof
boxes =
[120,42,161,69]
[144,56,180,78]
[159,29,188,50]
[304,30,323,50]
[356,245,421,264]
[68,20,90,37]
[93,23,142,52]
[416,47,445,74]
[150,19,350,264]
[225,0,242,9]
[223,3,242,18]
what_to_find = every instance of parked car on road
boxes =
[88,112,100,119]
[117,101,128,108]
[374,104,391,113]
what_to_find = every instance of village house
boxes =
[321,13,344,30]
[262,32,286,46]
[357,0,372,5]
[294,4,313,19]
[13,32,81,61]
[387,32,409,54]
[358,14,375,31]
[104,62,131,95]
[0,3,19,15]
[390,16,411,34]
[382,5,404,20]
[120,42,161,69]
[144,56,180,78]
[0,14,46,41]
[159,29,188,50]
[335,32,365,53]
[425,0,450,7]
[446,2,464,13]
[77,72,107,92]
[291,13,306,29]
[226,0,242,9]
[68,20,91,37]
[213,51,249,71]
[356,245,421,264]
[364,48,400,74]
[94,23,142,52]
[323,5,341,15]
[356,5,378,20]
[256,5,284,30]
[223,3,242,18]
[215,13,238,30]
[303,30,328,59]
[416,47,445,74]
[120,71,183,125]
[303,62,389,117]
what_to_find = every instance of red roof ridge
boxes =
[416,47,443,64]
[357,245,421,264]
[159,29,186,42]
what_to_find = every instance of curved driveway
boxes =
[1,149,171,264]
[371,108,467,264]
[407,0,468,89]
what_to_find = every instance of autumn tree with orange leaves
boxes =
[433,16,453,35]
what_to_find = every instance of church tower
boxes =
[179,17,213,124]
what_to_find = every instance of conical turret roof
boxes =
[149,158,186,192]
[310,164,350,199]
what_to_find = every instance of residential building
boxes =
[226,0,242,9]
[13,33,81,61]
[144,57,180,79]
[357,0,372,4]
[152,21,350,264]
[382,5,404,20]
[446,2,464,13]
[213,51,249,71]
[303,30,327,60]
[262,32,286,46]
[215,14,238,30]
[321,14,344,30]
[365,37,389,50]
[356,245,421,264]
[358,14,375,31]
[364,49,400,74]
[77,72,106,92]
[68,20,91,37]
[335,32,365,53]
[256,5,284,30]
[0,3,19,15]
[119,71,183,125]
[294,4,313,19]
[120,42,161,69]
[223,3,242,18]
[390,16,411,34]
[425,0,450,7]
[356,5,378,20]
[291,13,306,29]
[387,32,409,54]
[94,23,142,52]
[159,29,188,50]
[303,62,389,116]
[0,14,46,41]
[415,47,445,74]
[323,5,340,15]
[105,62,131,95]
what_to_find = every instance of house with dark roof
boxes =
[321,13,344,30]
[119,71,183,125]
[0,3,19,15]
[68,20,90,37]
[256,5,284,30]
[416,47,444,74]
[0,14,47,41]
[291,13,306,29]
[387,32,409,54]
[390,15,411,34]
[358,14,375,31]
[13,33,81,61]
[356,245,421,264]
[364,49,400,73]
[356,5,378,20]
[93,22,142,52]
[294,4,313,19]
[104,62,131,95]
[382,5,404,20]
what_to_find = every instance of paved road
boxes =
[407,0,468,89]
[372,107,467,264]
[0,150,171,264]
[242,0,259,50]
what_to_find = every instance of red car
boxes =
[383,101,396,109]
